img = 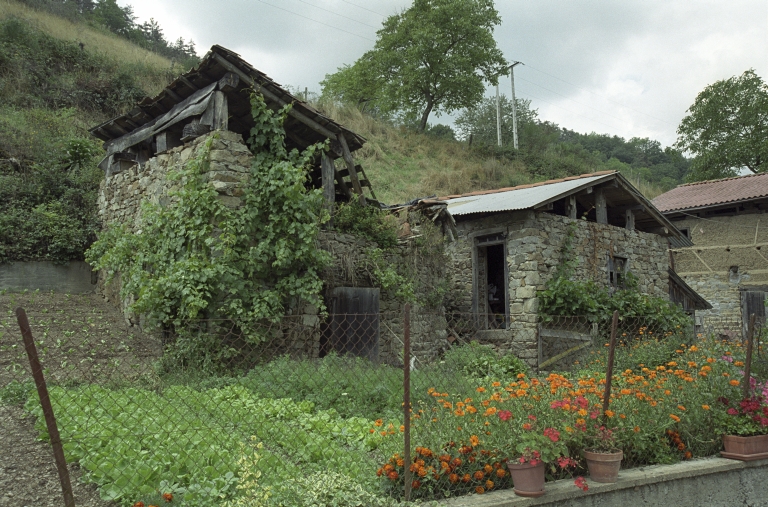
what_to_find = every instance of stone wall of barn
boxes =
[445,210,670,366]
[96,130,449,366]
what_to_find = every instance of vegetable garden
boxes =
[3,308,767,506]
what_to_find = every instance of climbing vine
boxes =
[86,93,331,349]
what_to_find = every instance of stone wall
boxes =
[96,130,449,366]
[446,210,670,365]
[671,212,768,322]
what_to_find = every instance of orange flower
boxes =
[670,414,681,422]
[133,503,145,507]
[678,405,686,411]
[476,387,486,393]
[476,486,485,494]
[474,471,485,480]
[374,419,383,427]
[605,410,615,418]
[729,380,740,386]
[449,473,459,483]
[702,405,710,410]
[485,479,495,490]
[634,426,641,433]
[470,435,480,446]
[162,493,173,502]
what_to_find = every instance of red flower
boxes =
[574,476,589,491]
[727,408,739,415]
[498,410,512,421]
[543,427,560,442]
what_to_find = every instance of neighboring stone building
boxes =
[91,46,449,366]
[441,171,693,364]
[653,173,768,331]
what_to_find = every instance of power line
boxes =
[256,0,375,42]
[291,0,380,29]
[338,0,388,18]
[523,63,673,125]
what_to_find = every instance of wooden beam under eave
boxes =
[164,87,183,102]
[567,195,577,219]
[178,75,199,91]
[211,52,340,141]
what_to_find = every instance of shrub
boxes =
[442,341,528,381]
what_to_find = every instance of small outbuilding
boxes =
[441,171,694,364]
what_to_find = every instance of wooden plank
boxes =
[321,154,336,227]
[164,87,183,102]
[212,91,228,130]
[217,72,240,93]
[625,209,635,231]
[568,195,577,219]
[337,133,366,205]
[356,164,378,201]
[334,170,352,199]
[211,52,339,141]
[596,188,607,224]
[539,328,592,341]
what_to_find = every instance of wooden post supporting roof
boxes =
[625,209,635,231]
[567,195,577,219]
[596,188,607,224]
[321,154,336,227]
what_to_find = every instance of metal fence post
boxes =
[602,310,619,421]
[403,303,412,501]
[744,313,756,399]
[16,307,76,507]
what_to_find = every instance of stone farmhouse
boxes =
[439,171,705,363]
[90,45,450,365]
[653,173,768,332]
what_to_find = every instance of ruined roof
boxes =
[442,171,692,246]
[652,172,768,213]
[89,45,366,155]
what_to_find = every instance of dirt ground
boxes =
[0,290,162,506]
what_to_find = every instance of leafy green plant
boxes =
[442,341,528,381]
[86,93,331,364]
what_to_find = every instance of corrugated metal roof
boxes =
[446,173,612,216]
[653,172,768,213]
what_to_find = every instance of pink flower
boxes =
[498,410,512,421]
[722,355,733,363]
[575,396,589,409]
[727,408,738,415]
[528,414,537,421]
[574,476,589,491]
[543,427,560,442]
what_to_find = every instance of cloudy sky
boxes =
[122,0,767,148]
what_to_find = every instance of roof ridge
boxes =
[439,170,616,200]
[677,172,768,187]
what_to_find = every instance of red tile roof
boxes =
[438,170,616,200]
[652,173,768,213]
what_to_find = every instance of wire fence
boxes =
[2,306,767,506]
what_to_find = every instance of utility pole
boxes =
[495,83,502,147]
[509,61,523,149]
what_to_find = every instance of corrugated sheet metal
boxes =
[446,174,610,216]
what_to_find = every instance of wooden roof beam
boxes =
[211,52,339,141]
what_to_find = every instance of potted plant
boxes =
[495,410,574,497]
[579,423,624,483]
[716,395,768,460]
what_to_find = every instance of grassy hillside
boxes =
[315,100,667,205]
[0,1,669,263]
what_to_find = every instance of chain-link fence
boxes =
[2,301,766,506]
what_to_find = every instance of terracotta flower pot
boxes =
[507,460,546,497]
[583,449,623,483]
[721,434,768,461]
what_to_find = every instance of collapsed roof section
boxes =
[90,45,376,205]
[442,171,693,246]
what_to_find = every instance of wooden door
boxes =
[330,287,380,361]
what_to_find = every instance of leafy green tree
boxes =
[321,0,508,131]
[677,69,768,181]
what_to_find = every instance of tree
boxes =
[676,69,768,181]
[92,0,135,37]
[321,0,508,131]
[454,94,537,146]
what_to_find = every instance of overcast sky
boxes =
[121,0,767,148]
